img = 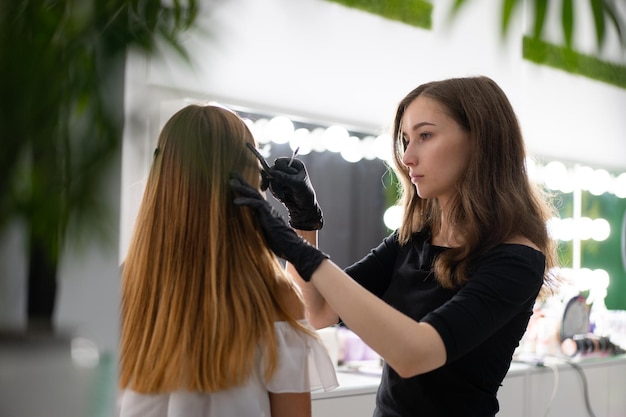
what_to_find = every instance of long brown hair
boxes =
[391,76,559,298]
[119,104,311,393]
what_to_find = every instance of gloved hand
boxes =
[229,172,329,282]
[262,157,324,231]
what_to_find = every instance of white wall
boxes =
[135,0,626,164]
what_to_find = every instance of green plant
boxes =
[325,0,433,29]
[0,0,198,330]
[523,36,626,89]
[453,0,626,89]
[330,0,626,87]
[451,0,625,51]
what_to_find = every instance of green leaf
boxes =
[501,0,521,37]
[589,0,606,48]
[532,0,548,39]
[324,0,433,30]
[601,0,625,48]
[523,36,626,89]
[451,0,467,14]
[562,0,574,48]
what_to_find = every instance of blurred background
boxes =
[1,0,625,416]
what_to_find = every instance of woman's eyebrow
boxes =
[409,121,436,131]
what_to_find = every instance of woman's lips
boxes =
[410,174,423,184]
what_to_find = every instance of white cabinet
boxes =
[312,371,378,417]
[312,393,377,417]
[496,372,526,417]
[312,355,626,417]
[521,357,626,417]
[527,364,607,417]
[608,359,626,417]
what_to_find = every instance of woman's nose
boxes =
[402,143,416,167]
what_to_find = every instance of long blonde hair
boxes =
[119,104,311,393]
[391,76,559,299]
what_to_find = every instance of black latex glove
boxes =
[229,172,329,282]
[263,157,324,231]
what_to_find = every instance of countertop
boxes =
[312,354,626,400]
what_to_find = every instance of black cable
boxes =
[566,361,597,417]
[513,354,601,417]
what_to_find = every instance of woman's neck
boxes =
[431,230,456,247]
[432,211,460,248]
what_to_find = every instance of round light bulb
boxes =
[254,118,270,144]
[544,161,568,192]
[612,173,626,198]
[322,125,349,153]
[310,127,327,153]
[291,128,312,155]
[383,205,403,230]
[559,218,575,241]
[588,169,611,196]
[575,165,594,191]
[361,136,377,160]
[591,218,610,241]
[577,217,594,240]
[340,136,363,163]
[374,134,392,162]
[265,116,294,145]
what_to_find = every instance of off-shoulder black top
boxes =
[344,230,545,417]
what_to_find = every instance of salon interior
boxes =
[1,0,626,416]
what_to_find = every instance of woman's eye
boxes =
[420,132,431,141]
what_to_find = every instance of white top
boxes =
[118,320,339,417]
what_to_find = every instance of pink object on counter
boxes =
[338,327,380,362]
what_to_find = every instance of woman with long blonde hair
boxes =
[118,104,337,417]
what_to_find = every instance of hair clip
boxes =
[153,147,160,158]
[245,142,272,174]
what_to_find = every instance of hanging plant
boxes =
[0,0,199,330]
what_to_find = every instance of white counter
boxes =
[312,355,626,417]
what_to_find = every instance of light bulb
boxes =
[265,116,294,144]
[361,136,377,160]
[310,128,327,153]
[340,136,363,163]
[575,165,594,191]
[383,205,403,230]
[559,218,575,241]
[291,128,312,155]
[544,161,568,192]
[591,218,610,241]
[254,118,270,144]
[577,217,594,240]
[588,169,611,196]
[374,134,392,162]
[612,173,626,198]
[322,125,349,153]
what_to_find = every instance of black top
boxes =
[344,231,545,417]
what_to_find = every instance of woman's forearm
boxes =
[310,260,447,377]
[291,230,339,329]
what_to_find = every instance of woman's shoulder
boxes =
[503,235,540,252]
[481,236,546,273]
[469,237,546,289]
